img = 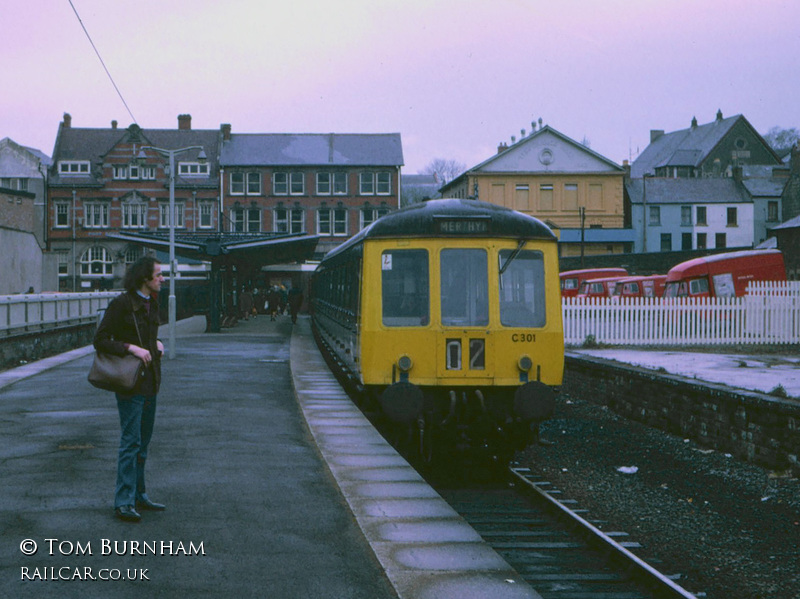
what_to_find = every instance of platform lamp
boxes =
[137,145,207,359]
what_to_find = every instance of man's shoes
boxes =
[115,505,141,522]
[136,494,166,511]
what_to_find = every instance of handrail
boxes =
[0,292,119,334]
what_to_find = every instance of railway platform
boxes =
[0,315,539,599]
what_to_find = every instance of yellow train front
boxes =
[312,199,564,462]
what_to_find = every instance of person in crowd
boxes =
[288,286,304,324]
[94,256,166,523]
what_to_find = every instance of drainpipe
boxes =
[72,188,77,291]
[219,167,224,232]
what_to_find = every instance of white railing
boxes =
[0,292,119,336]
[563,282,800,346]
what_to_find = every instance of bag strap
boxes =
[125,292,145,348]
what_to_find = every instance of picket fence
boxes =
[563,281,800,346]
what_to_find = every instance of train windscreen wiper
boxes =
[499,239,527,276]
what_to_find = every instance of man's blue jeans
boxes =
[115,394,157,508]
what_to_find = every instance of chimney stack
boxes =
[178,114,192,130]
[221,123,232,141]
[63,113,72,128]
[691,116,698,129]
[650,129,664,143]
[716,109,723,122]
[111,120,118,129]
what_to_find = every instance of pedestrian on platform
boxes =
[240,287,254,320]
[288,286,304,324]
[267,286,281,321]
[94,256,167,523]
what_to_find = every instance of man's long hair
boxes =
[123,256,160,293]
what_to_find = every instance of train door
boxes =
[437,248,493,379]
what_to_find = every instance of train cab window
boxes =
[440,249,488,327]
[689,277,709,295]
[499,250,546,327]
[562,278,578,290]
[381,250,429,326]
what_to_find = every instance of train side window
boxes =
[381,250,429,326]
[689,277,709,295]
[498,249,546,327]
[440,249,488,327]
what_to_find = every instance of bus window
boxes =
[381,249,429,326]
[689,277,709,295]
[498,249,546,328]
[712,273,736,297]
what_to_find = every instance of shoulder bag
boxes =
[88,303,146,393]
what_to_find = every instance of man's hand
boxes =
[129,345,152,365]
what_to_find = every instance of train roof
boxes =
[666,249,784,277]
[323,199,556,261]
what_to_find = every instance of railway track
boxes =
[433,464,700,599]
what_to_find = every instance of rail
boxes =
[0,292,119,337]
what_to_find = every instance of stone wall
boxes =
[0,323,96,371]
[564,354,800,473]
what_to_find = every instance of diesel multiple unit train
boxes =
[311,199,564,461]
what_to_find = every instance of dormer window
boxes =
[179,162,209,176]
[59,161,90,175]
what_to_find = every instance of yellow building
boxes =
[440,126,635,256]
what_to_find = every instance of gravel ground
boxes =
[515,393,800,599]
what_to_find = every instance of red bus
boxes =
[663,250,786,298]
[611,275,667,298]
[560,267,628,297]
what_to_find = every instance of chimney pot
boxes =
[716,109,723,121]
[178,114,192,130]
[63,113,72,128]
[511,135,516,144]
[111,120,118,129]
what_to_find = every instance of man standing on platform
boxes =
[94,256,167,522]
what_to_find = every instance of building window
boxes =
[58,161,90,175]
[696,206,707,225]
[290,172,304,195]
[0,177,29,190]
[660,233,672,251]
[333,172,347,195]
[55,202,70,227]
[57,252,69,276]
[539,184,554,210]
[125,247,141,264]
[696,232,707,249]
[361,207,377,229]
[727,207,737,226]
[128,164,140,180]
[84,203,109,228]
[716,233,726,248]
[273,173,288,195]
[360,173,375,195]
[122,203,148,229]
[290,208,304,233]
[317,173,331,195]
[80,246,113,276]
[515,184,530,210]
[248,208,261,232]
[376,172,391,195]
[140,165,156,180]
[274,207,288,233]
[588,184,603,209]
[681,206,692,226]
[318,207,348,236]
[767,201,779,222]
[159,202,185,228]
[248,173,261,195]
[648,206,661,225]
[230,208,245,232]
[681,232,692,250]
[199,202,214,228]
[564,183,578,210]
[230,207,261,232]
[231,173,245,195]
[113,165,128,179]
[178,163,209,176]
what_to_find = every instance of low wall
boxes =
[0,323,96,371]
[564,354,800,473]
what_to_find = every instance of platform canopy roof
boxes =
[108,231,320,264]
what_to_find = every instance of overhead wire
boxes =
[67,0,138,124]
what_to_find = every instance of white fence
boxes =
[0,292,118,337]
[563,282,800,346]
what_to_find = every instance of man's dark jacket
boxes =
[94,291,162,396]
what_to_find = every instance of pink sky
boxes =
[2,0,798,172]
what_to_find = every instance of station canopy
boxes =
[108,231,320,265]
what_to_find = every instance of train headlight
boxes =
[518,355,533,372]
[398,355,413,372]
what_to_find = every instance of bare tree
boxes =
[421,158,467,185]
[763,126,800,152]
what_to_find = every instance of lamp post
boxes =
[137,145,207,359]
